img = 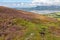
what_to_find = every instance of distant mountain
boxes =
[15,6,60,12]
[34,6,60,10]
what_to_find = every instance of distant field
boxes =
[43,12,60,21]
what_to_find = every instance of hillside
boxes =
[0,6,60,40]
[43,12,60,21]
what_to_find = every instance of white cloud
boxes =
[0,0,60,8]
[32,0,60,6]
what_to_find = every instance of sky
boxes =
[0,0,60,8]
[0,0,32,2]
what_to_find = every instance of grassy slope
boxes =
[0,6,60,40]
[43,12,60,21]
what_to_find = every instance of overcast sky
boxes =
[0,0,60,8]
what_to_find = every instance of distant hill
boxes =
[0,6,60,40]
[16,6,60,11]
[43,12,60,21]
[34,6,60,10]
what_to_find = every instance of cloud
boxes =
[0,0,60,8]
[0,2,36,8]
[20,2,37,7]
[0,2,20,7]
[32,0,60,6]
